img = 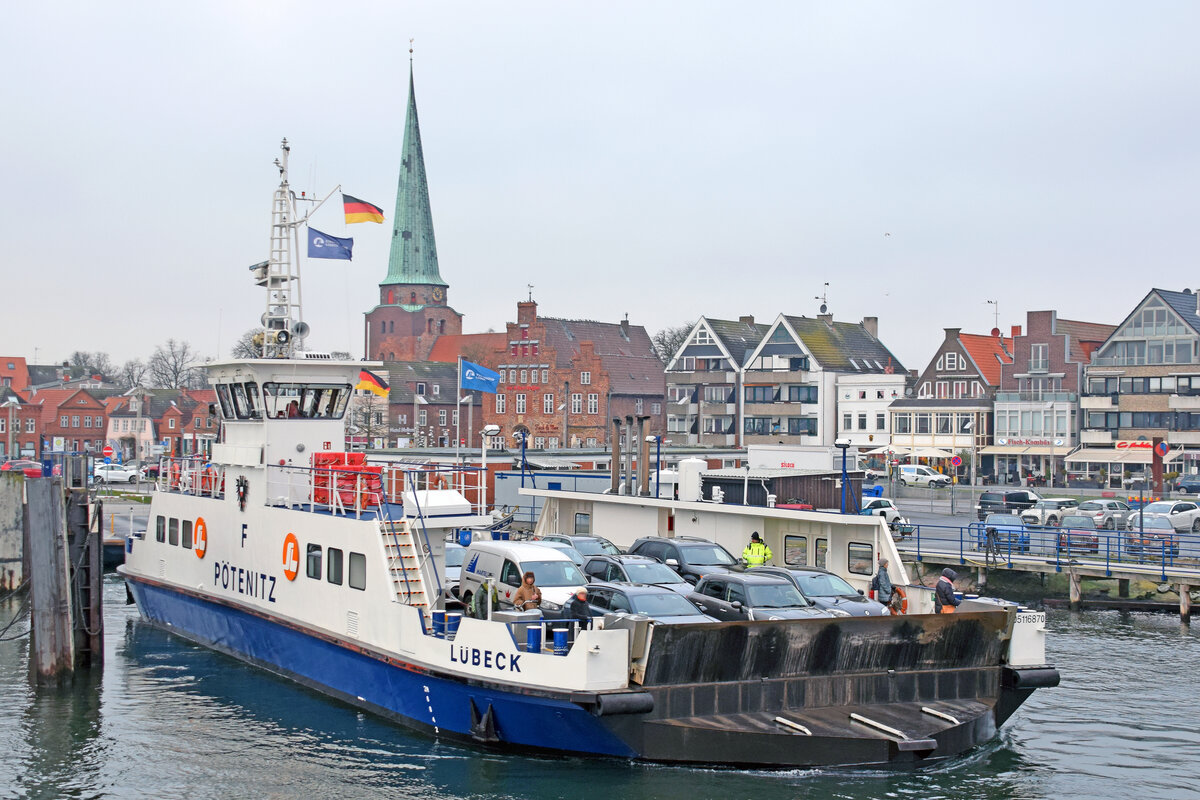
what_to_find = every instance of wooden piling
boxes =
[26,477,75,681]
[1118,578,1130,598]
[1181,584,1192,622]
[1068,571,1082,611]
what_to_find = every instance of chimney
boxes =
[861,316,878,339]
[818,313,833,325]
[944,327,961,343]
[738,315,755,325]
[1011,324,1022,339]
[516,300,537,326]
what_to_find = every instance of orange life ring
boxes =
[892,586,908,615]
[434,475,447,490]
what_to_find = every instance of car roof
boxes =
[465,541,574,560]
[588,581,680,595]
[585,554,658,564]
[698,572,791,585]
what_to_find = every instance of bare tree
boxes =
[231,328,264,360]
[651,322,694,364]
[148,339,203,389]
[117,359,150,390]
[67,350,114,378]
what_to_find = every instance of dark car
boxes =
[752,566,889,616]
[688,573,828,621]
[1178,474,1200,495]
[627,536,742,585]
[537,534,622,557]
[582,582,718,623]
[582,554,692,594]
[975,489,1042,520]
[1056,514,1100,556]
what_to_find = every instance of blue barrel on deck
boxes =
[457,530,472,547]
[526,626,542,653]
[446,612,462,638]
[552,628,569,656]
[431,610,446,638]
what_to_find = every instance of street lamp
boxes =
[835,438,852,514]
[479,424,501,516]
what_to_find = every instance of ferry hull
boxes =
[124,573,1044,769]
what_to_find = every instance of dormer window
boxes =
[693,329,713,345]
[416,382,426,396]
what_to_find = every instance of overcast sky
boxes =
[3,2,1197,373]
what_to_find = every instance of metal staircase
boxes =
[380,519,432,607]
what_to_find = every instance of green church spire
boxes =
[383,64,445,287]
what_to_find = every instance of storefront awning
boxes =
[1064,447,1184,465]
[979,444,1070,456]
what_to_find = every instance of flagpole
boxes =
[455,356,462,492]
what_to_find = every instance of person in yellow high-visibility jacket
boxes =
[742,532,772,567]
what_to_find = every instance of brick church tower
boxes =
[364,64,462,361]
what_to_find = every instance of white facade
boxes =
[834,373,908,449]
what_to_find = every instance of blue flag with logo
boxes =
[461,360,501,394]
[307,227,354,260]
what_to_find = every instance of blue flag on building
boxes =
[460,360,500,394]
[307,227,354,260]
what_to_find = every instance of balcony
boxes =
[994,391,1077,403]
[1080,429,1114,445]
[1168,431,1200,445]
[1080,395,1116,410]
[1169,394,1200,411]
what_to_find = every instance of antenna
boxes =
[986,299,1000,336]
[814,282,830,315]
[527,284,534,302]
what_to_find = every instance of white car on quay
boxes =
[898,464,951,488]
[93,463,140,483]
[1127,500,1200,533]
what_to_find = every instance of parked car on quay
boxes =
[752,566,890,616]
[1075,498,1132,530]
[1020,498,1080,527]
[1176,474,1200,494]
[975,489,1042,521]
[537,534,622,557]
[627,536,743,585]
[93,463,140,484]
[443,542,465,598]
[1056,515,1100,556]
[580,582,719,624]
[1125,516,1180,558]
[140,463,161,479]
[898,464,951,488]
[1126,500,1200,533]
[978,513,1031,554]
[582,554,692,594]
[860,496,904,529]
[688,572,830,621]
[0,459,42,472]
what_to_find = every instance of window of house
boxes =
[530,370,539,384]
[82,416,91,428]
[543,394,554,414]
[432,384,440,396]
[533,437,545,449]
[857,413,867,430]
[498,370,505,384]
[438,410,447,426]
[843,413,851,430]
[858,391,867,399]
[745,386,775,403]
[945,352,958,371]
[693,329,713,345]
[953,380,967,398]
[936,382,949,398]
[587,394,599,414]
[580,371,592,385]
[168,418,175,429]
[306,544,322,579]
[418,410,427,426]
[744,417,773,435]
[541,370,548,383]
[876,413,886,430]
[652,403,661,415]
[515,394,526,414]
[71,415,80,427]
[26,419,34,433]
[571,393,582,413]
[635,398,643,414]
[877,390,885,399]
[1031,343,1049,371]
[496,394,506,413]
[936,414,952,434]
[894,414,911,434]
[327,547,344,585]
[416,382,425,396]
[916,414,931,434]
[509,369,516,383]
[788,417,817,436]
[958,414,974,434]
[520,369,527,384]
[348,552,366,590]
[788,385,818,403]
[585,437,598,447]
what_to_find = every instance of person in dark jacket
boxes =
[871,558,894,605]
[934,568,960,613]
[564,588,594,629]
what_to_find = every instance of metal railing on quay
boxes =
[896,520,1200,580]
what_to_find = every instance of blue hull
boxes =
[126,577,636,758]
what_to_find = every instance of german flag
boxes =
[343,194,385,224]
[356,369,390,397]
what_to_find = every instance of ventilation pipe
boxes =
[637,416,651,496]
[610,418,622,494]
[624,416,635,496]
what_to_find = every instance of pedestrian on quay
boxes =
[742,532,772,567]
[934,568,960,614]
[871,558,894,605]
[513,571,541,611]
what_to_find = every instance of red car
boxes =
[1056,515,1100,555]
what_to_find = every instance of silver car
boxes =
[1127,500,1200,533]
[1075,499,1132,530]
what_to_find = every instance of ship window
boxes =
[306,544,322,579]
[348,552,366,591]
[815,538,828,569]
[155,515,165,543]
[230,382,262,420]
[574,513,591,534]
[783,535,808,565]
[168,518,179,546]
[847,542,873,575]
[215,385,234,419]
[181,520,193,549]
[263,382,352,419]
[327,547,344,585]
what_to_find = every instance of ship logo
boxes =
[282,533,300,581]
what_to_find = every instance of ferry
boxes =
[118,141,1059,769]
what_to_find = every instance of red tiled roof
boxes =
[959,333,1012,386]
[541,318,664,395]
[426,333,508,364]
[0,357,29,392]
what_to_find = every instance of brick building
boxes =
[34,388,108,454]
[0,388,40,459]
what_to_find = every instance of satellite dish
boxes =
[990,327,1001,337]
[292,321,311,338]
[819,303,828,314]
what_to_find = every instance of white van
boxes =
[898,464,950,487]
[459,541,587,614]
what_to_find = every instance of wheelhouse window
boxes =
[230,382,262,420]
[262,382,352,419]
